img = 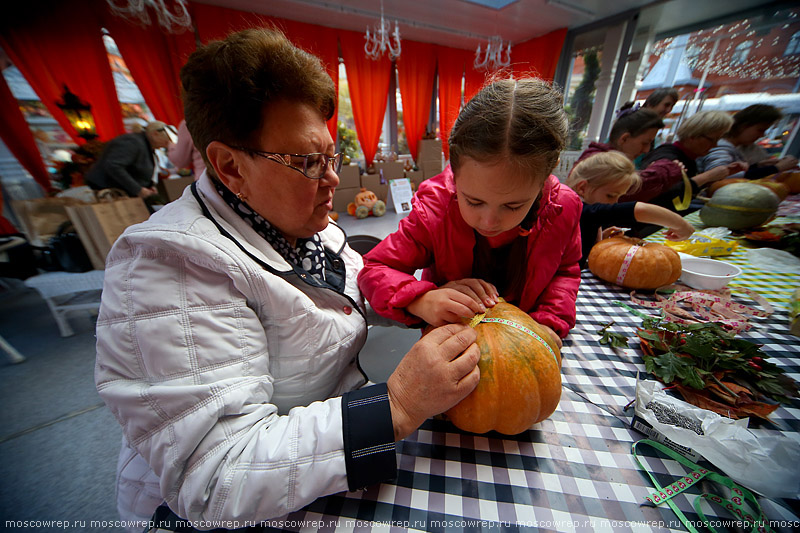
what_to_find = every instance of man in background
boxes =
[86,121,172,198]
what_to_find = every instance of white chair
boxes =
[0,236,27,363]
[553,150,582,182]
[24,270,104,337]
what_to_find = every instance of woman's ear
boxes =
[206,141,245,193]
[617,132,631,145]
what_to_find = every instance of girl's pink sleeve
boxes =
[357,208,437,325]
[529,203,582,338]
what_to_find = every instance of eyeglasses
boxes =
[235,147,343,179]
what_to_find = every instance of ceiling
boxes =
[194,0,776,50]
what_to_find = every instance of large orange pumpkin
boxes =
[587,236,681,289]
[445,302,562,435]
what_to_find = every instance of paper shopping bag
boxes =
[12,197,88,246]
[65,197,150,269]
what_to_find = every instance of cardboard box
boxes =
[420,159,443,179]
[372,161,405,180]
[418,139,443,164]
[359,174,389,202]
[157,176,194,203]
[333,187,360,213]
[337,164,361,189]
[405,170,424,190]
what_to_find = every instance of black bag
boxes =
[42,221,93,273]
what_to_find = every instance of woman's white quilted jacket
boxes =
[95,174,369,524]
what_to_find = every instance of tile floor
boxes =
[0,209,414,532]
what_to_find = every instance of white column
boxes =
[583,21,627,148]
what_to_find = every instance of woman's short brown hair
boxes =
[449,78,568,179]
[180,28,336,176]
[608,109,664,146]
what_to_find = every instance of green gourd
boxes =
[699,183,780,230]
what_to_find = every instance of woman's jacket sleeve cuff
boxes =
[341,383,397,491]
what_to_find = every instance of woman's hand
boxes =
[776,155,798,172]
[407,279,498,326]
[387,324,481,440]
[725,161,748,175]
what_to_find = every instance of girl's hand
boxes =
[664,219,695,241]
[539,324,562,350]
[408,287,489,326]
[601,226,626,240]
[441,278,499,307]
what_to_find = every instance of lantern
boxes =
[56,85,97,141]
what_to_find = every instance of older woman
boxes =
[698,104,798,178]
[95,28,480,531]
[624,110,744,205]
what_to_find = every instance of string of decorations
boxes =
[650,8,800,80]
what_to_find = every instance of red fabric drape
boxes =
[396,40,436,162]
[436,46,470,160]
[0,68,50,194]
[102,8,196,127]
[464,65,488,104]
[192,3,339,139]
[0,1,125,144]
[339,30,392,166]
[281,20,339,140]
[511,28,567,81]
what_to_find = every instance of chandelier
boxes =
[364,4,401,61]
[474,36,512,71]
[106,0,192,33]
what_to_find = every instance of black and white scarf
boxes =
[214,182,326,282]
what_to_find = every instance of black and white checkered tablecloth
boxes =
[257,271,800,532]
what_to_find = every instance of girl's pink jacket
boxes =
[357,166,583,338]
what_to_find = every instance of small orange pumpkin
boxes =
[445,302,562,435]
[587,236,681,289]
[354,187,378,209]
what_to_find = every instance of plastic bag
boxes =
[634,379,800,500]
[664,228,738,257]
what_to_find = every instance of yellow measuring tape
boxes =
[672,169,692,211]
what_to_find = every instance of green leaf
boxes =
[598,323,629,349]
[681,368,706,390]
[652,352,694,384]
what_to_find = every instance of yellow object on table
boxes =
[664,236,739,257]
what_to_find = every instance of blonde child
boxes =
[566,151,695,265]
[358,78,582,348]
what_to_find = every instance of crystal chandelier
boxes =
[474,36,512,71]
[106,0,192,33]
[364,3,401,61]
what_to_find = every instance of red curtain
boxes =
[102,7,196,127]
[0,68,51,194]
[192,3,339,139]
[396,40,436,162]
[511,28,567,81]
[464,65,488,104]
[436,46,470,160]
[339,30,392,166]
[0,1,125,144]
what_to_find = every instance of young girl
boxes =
[566,151,695,265]
[358,78,582,348]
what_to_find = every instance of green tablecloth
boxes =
[645,206,800,312]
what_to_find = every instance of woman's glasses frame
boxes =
[235,146,343,179]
